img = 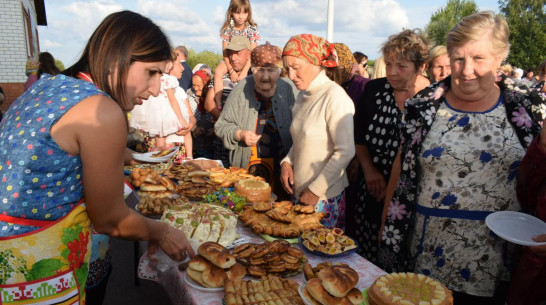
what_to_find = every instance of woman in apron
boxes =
[0,11,194,304]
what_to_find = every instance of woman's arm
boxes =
[355,144,386,200]
[53,95,194,259]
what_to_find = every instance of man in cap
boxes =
[215,42,298,199]
[207,36,252,167]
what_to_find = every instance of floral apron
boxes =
[0,203,91,304]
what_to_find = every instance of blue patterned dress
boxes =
[0,74,106,236]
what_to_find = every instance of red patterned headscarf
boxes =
[194,69,210,85]
[282,34,338,67]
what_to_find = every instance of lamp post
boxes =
[327,0,334,42]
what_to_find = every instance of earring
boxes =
[230,17,234,27]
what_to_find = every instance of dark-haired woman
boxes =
[0,11,193,303]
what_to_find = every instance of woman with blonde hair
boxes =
[427,45,451,82]
[383,11,545,303]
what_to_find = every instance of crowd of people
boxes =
[1,0,546,304]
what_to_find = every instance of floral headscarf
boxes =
[282,34,337,67]
[334,43,358,81]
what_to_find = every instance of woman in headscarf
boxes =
[188,69,215,159]
[280,34,355,228]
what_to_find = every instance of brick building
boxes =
[0,0,47,113]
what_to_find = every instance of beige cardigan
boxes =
[281,71,355,200]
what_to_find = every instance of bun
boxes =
[318,265,359,298]
[225,263,246,281]
[191,176,208,184]
[197,241,236,269]
[160,177,176,191]
[201,262,227,288]
[187,268,209,287]
[140,182,167,192]
[346,288,363,305]
[306,278,352,305]
[188,170,210,177]
[234,179,271,203]
[188,255,210,272]
[302,285,322,305]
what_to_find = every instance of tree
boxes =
[55,59,64,72]
[424,0,478,46]
[499,0,546,70]
[186,49,223,72]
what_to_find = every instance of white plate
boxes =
[485,211,546,246]
[183,272,224,292]
[133,147,179,163]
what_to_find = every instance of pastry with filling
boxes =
[367,272,453,305]
[234,178,271,203]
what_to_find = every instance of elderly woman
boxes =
[188,69,215,159]
[350,29,430,268]
[427,45,451,82]
[381,11,545,303]
[215,43,297,198]
[280,34,355,228]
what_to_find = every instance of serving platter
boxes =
[298,235,359,257]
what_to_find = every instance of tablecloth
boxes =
[138,224,386,305]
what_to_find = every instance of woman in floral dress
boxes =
[350,29,430,268]
[382,11,546,304]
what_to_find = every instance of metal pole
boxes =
[327,0,334,42]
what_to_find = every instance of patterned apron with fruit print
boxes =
[0,203,91,304]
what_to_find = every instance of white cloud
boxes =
[41,39,63,48]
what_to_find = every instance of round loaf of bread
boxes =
[201,263,226,288]
[367,272,453,305]
[234,179,271,203]
[139,182,168,192]
[317,265,359,297]
[188,255,210,272]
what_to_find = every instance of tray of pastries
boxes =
[224,274,304,305]
[299,227,358,257]
[232,240,306,278]
[299,264,363,305]
[238,201,325,239]
[182,241,246,290]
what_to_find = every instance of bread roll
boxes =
[225,263,246,281]
[201,262,226,288]
[306,278,353,305]
[186,268,209,288]
[198,241,236,269]
[317,265,359,298]
[302,285,322,305]
[188,255,210,272]
[346,288,363,305]
[160,177,176,191]
[139,182,167,191]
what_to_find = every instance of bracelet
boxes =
[158,225,170,244]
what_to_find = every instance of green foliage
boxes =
[26,259,63,282]
[55,59,64,71]
[499,0,546,70]
[424,0,478,46]
[186,48,223,72]
[61,225,82,245]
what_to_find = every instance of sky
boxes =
[38,0,501,67]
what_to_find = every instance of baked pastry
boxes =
[198,241,236,269]
[306,278,353,305]
[367,273,453,305]
[234,178,271,203]
[317,265,359,298]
